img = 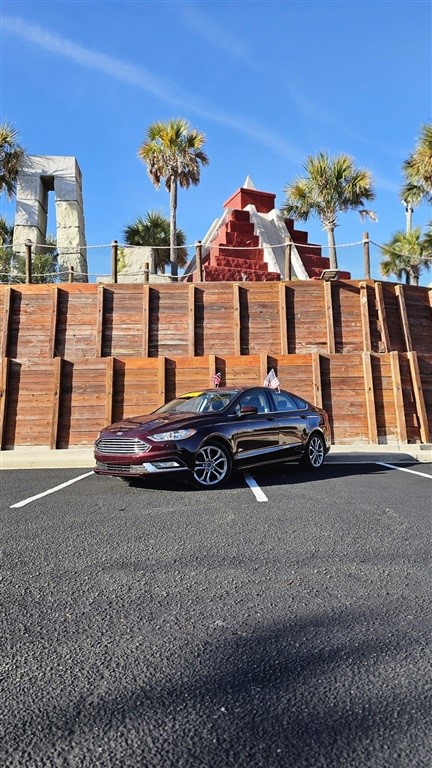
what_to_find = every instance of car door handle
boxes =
[300,414,307,419]
[266,416,276,421]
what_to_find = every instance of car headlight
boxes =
[150,428,196,441]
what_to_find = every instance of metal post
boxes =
[284,239,292,281]
[195,240,203,282]
[404,202,413,233]
[111,240,118,284]
[363,232,370,279]
[69,265,74,283]
[144,262,149,283]
[24,239,32,284]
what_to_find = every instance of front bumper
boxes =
[94,457,188,477]
[93,440,194,477]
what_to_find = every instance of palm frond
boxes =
[123,211,188,272]
[0,122,25,199]
[380,227,432,285]
[282,152,376,239]
[401,123,432,205]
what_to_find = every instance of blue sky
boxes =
[1,0,431,283]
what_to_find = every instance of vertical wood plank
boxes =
[362,352,378,443]
[0,287,12,358]
[407,351,430,443]
[324,281,335,354]
[260,352,268,385]
[188,284,195,357]
[359,282,371,352]
[0,357,9,450]
[157,356,165,406]
[278,282,288,355]
[105,357,114,426]
[49,356,62,449]
[96,284,104,357]
[233,284,241,356]
[375,282,390,352]
[142,284,150,358]
[311,352,323,408]
[48,285,59,358]
[208,354,216,387]
[395,284,413,352]
[389,352,407,443]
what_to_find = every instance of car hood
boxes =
[101,411,202,436]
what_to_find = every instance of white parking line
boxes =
[376,462,432,479]
[243,473,268,502]
[10,471,95,508]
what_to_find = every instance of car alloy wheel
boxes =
[193,441,232,488]
[301,433,325,470]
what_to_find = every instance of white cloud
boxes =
[2,15,302,163]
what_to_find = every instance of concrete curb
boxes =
[1,443,430,470]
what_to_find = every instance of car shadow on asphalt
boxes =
[246,461,389,488]
[122,462,398,493]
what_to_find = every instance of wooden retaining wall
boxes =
[0,280,431,448]
[1,281,431,359]
[0,351,430,449]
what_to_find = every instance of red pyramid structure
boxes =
[284,219,351,280]
[183,178,351,282]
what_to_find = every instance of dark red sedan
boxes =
[94,386,331,488]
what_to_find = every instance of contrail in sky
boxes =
[2,15,304,163]
[174,1,260,71]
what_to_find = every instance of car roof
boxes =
[180,386,273,396]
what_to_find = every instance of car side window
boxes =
[291,395,308,409]
[271,392,298,412]
[236,391,269,414]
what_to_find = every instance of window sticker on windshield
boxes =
[181,391,204,398]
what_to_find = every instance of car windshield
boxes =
[155,390,239,414]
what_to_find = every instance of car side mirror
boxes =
[239,405,258,416]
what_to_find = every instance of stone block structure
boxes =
[12,156,88,282]
[118,246,154,283]
[96,247,172,284]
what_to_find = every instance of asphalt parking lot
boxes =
[1,461,431,768]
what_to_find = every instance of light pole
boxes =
[403,200,414,233]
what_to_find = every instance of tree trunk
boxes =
[326,227,338,270]
[170,178,178,279]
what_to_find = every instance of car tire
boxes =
[192,441,233,488]
[300,432,326,470]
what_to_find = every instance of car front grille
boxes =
[96,462,133,473]
[96,437,151,455]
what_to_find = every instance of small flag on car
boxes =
[263,368,280,391]
[212,372,222,388]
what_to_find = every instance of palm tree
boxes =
[0,220,58,284]
[0,123,25,199]
[401,124,432,206]
[380,228,432,286]
[31,235,59,284]
[138,118,209,278]
[422,222,432,254]
[0,216,14,282]
[282,152,376,270]
[0,215,13,245]
[123,211,188,274]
